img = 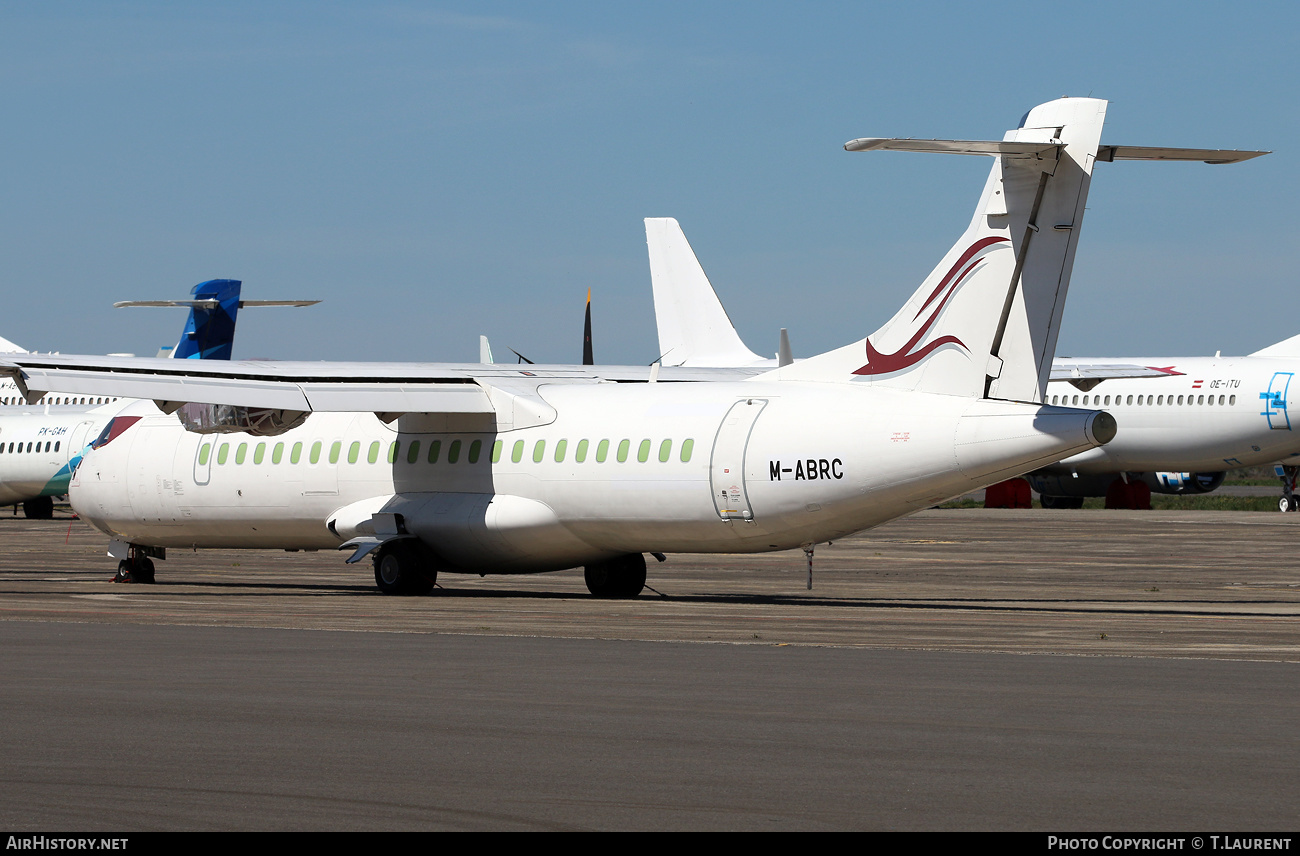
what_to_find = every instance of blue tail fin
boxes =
[174,279,242,360]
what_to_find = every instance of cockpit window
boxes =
[90,416,143,450]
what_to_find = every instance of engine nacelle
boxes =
[1148,471,1226,495]
[175,402,309,436]
[1027,470,1226,498]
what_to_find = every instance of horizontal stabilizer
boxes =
[1095,145,1268,164]
[115,300,319,308]
[844,138,1061,159]
[845,138,1267,166]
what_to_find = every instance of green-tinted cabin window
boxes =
[511,440,524,463]
[575,439,588,462]
[310,441,322,464]
[427,440,441,464]
[680,439,694,462]
[468,439,482,463]
[198,444,211,466]
[596,439,609,462]
[533,439,546,463]
[448,440,461,463]
[387,441,398,464]
[272,442,284,464]
[347,441,360,464]
[659,439,672,462]
[254,443,266,465]
[554,439,567,462]
[290,442,303,464]
[637,439,650,462]
[491,440,503,463]
[367,441,380,464]
[217,444,230,465]
[235,443,248,465]
[407,440,421,464]
[616,439,630,462]
[329,441,341,464]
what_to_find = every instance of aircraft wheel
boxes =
[1280,496,1298,513]
[113,556,156,584]
[584,554,646,598]
[22,497,54,519]
[134,557,156,584]
[374,541,436,595]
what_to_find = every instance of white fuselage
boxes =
[71,382,1105,573]
[0,403,125,504]
[1042,355,1300,474]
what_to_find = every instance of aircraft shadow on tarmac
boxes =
[83,576,1293,616]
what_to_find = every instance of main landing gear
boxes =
[113,550,156,584]
[583,554,647,598]
[22,497,54,519]
[372,540,437,595]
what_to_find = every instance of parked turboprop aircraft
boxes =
[1031,345,1300,509]
[3,98,1244,594]
[0,280,316,518]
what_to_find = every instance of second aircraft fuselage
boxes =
[1043,354,1300,474]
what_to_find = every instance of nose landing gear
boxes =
[1278,465,1300,512]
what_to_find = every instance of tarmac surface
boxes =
[2,507,1298,830]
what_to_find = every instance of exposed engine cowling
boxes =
[175,402,309,436]
[1149,471,1226,495]
[1028,470,1225,498]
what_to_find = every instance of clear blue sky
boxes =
[1,2,1295,364]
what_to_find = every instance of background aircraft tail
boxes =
[1250,333,1300,358]
[174,279,243,360]
[771,97,1109,401]
[116,280,319,360]
[646,218,764,367]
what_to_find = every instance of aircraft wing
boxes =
[0,353,764,414]
[1049,363,1177,382]
[1049,361,1184,391]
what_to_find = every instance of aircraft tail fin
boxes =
[115,281,319,360]
[115,279,244,360]
[1250,333,1300,358]
[769,98,1110,400]
[646,218,764,367]
[767,99,1264,399]
[175,279,243,360]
